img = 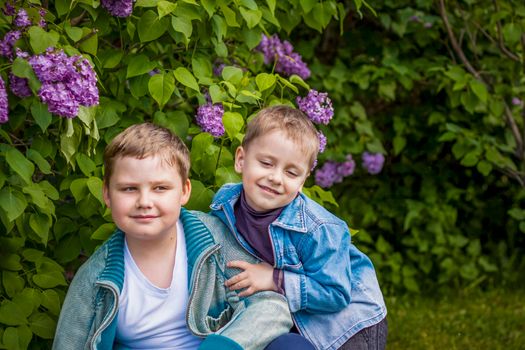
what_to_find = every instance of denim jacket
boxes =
[210,183,387,350]
[52,209,292,350]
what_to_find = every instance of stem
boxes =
[493,0,520,62]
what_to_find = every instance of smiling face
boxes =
[103,155,191,246]
[235,129,311,212]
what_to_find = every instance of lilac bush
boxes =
[362,152,385,175]
[337,155,356,177]
[9,72,31,98]
[195,101,225,137]
[0,76,8,123]
[296,89,334,125]
[317,130,327,153]
[0,30,21,58]
[315,161,342,188]
[257,34,311,79]
[13,8,30,28]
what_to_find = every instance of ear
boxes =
[180,178,192,206]
[234,146,245,173]
[103,183,111,208]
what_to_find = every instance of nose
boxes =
[268,170,282,185]
[136,190,153,208]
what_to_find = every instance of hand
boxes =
[225,260,277,297]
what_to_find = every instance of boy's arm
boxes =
[284,223,353,314]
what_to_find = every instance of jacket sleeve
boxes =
[283,222,353,314]
[212,291,293,350]
[52,266,97,350]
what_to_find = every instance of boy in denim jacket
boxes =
[210,106,388,350]
[53,123,293,350]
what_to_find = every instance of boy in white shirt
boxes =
[52,123,292,350]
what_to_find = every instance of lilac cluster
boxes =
[314,155,355,188]
[213,61,226,77]
[296,89,334,125]
[512,97,523,107]
[101,0,134,17]
[27,48,99,118]
[14,8,31,28]
[317,130,327,153]
[38,8,47,28]
[2,2,15,16]
[257,34,311,79]
[362,152,385,175]
[0,76,8,123]
[195,101,225,137]
[9,72,31,98]
[0,30,21,58]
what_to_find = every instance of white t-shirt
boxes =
[115,220,202,349]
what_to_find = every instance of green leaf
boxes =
[186,180,215,211]
[64,23,83,42]
[32,271,67,289]
[172,16,193,41]
[79,28,98,55]
[508,208,525,221]
[126,54,157,78]
[2,271,24,298]
[29,213,52,245]
[41,290,61,316]
[174,67,200,92]
[0,253,23,271]
[289,75,310,90]
[255,73,276,92]
[28,27,60,53]
[202,0,217,18]
[138,10,170,42]
[149,72,175,109]
[502,22,522,44]
[27,149,51,175]
[223,112,244,140]
[6,147,35,184]
[239,7,262,28]
[29,312,56,339]
[469,79,488,103]
[22,249,45,262]
[99,49,124,69]
[0,188,27,222]
[0,301,28,325]
[460,152,479,167]
[22,184,50,209]
[2,326,32,350]
[76,153,96,176]
[158,0,178,18]
[153,110,189,139]
[266,0,276,14]
[476,160,492,176]
[242,26,263,50]
[91,223,116,240]
[222,66,243,85]
[215,166,241,187]
[70,178,89,203]
[220,4,240,27]
[87,176,104,205]
[300,0,316,13]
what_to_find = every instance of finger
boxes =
[228,279,251,291]
[225,271,247,287]
[237,287,256,297]
[227,260,253,270]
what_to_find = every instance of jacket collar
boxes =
[211,183,308,233]
[97,229,126,291]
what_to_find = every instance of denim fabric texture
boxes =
[52,209,292,350]
[338,318,388,350]
[210,183,387,350]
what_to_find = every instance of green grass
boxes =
[386,288,525,349]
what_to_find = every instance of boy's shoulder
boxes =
[295,192,347,228]
[210,182,242,207]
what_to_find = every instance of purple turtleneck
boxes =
[234,190,285,293]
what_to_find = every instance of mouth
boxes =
[258,185,280,195]
[130,215,158,220]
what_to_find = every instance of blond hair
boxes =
[243,105,319,168]
[103,123,190,186]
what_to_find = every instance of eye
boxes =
[286,171,299,177]
[154,185,169,191]
[259,160,272,167]
[121,186,136,192]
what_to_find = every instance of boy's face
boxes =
[235,129,310,212]
[103,155,191,246]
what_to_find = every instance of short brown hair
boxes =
[243,105,319,168]
[103,123,190,186]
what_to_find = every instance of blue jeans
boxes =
[338,317,388,350]
[264,333,316,350]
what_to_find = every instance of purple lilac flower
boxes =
[26,48,99,117]
[315,161,343,188]
[195,102,225,137]
[101,0,134,17]
[317,130,327,153]
[337,155,356,177]
[213,61,226,77]
[15,48,29,59]
[0,30,21,58]
[257,34,311,79]
[512,97,523,106]
[296,89,334,125]
[362,152,385,175]
[2,2,15,16]
[38,8,47,27]
[409,15,421,22]
[0,76,8,123]
[9,72,31,98]
[424,22,433,29]
[14,9,31,28]
[39,82,79,118]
